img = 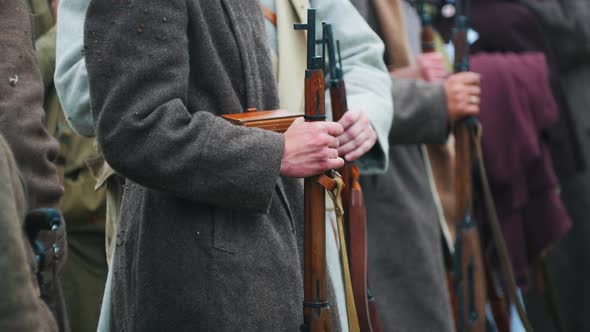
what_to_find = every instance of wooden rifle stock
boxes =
[326,29,381,332]
[451,2,488,331]
[222,108,301,133]
[295,10,333,332]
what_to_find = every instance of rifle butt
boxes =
[367,291,383,332]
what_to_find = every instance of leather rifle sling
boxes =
[260,3,277,26]
[320,173,361,332]
[346,165,378,332]
[471,124,534,332]
[535,257,564,332]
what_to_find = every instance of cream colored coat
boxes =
[276,0,393,174]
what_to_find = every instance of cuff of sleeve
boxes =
[427,84,451,144]
[196,119,286,213]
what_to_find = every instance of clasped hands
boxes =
[280,109,377,178]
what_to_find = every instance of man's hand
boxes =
[444,72,481,123]
[336,109,377,162]
[418,52,448,82]
[280,118,345,178]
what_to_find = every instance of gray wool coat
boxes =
[350,0,455,330]
[85,0,305,330]
[361,78,455,332]
[0,0,68,330]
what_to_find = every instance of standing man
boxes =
[83,1,348,330]
[350,0,481,330]
[57,0,392,330]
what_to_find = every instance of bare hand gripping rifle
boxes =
[324,26,382,332]
[295,9,334,332]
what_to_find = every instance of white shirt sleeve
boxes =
[54,0,95,137]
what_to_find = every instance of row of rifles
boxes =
[293,2,533,331]
[294,9,380,332]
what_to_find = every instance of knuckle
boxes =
[354,133,365,145]
[330,148,338,159]
[317,135,331,146]
[313,122,326,132]
[333,137,340,147]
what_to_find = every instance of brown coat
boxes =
[0,0,68,330]
[0,134,58,332]
[355,0,413,68]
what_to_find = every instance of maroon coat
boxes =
[471,53,571,288]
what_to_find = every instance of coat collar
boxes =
[289,0,309,24]
[275,0,309,114]
[371,0,413,67]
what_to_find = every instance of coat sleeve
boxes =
[315,0,394,175]
[0,0,63,210]
[54,0,95,137]
[390,77,449,145]
[84,0,285,212]
[35,26,56,90]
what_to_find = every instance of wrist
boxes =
[279,136,293,177]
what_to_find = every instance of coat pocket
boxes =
[212,208,236,254]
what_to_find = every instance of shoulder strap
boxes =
[260,4,277,26]
[472,124,534,332]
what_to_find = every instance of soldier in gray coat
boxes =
[83,0,362,330]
